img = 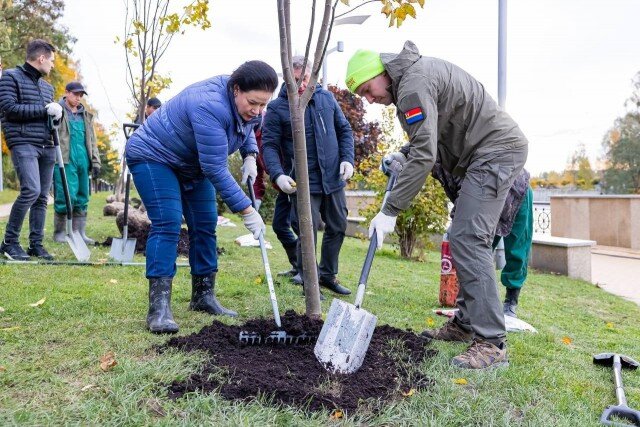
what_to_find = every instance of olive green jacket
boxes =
[380,41,528,216]
[57,99,101,170]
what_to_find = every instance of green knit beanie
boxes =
[345,49,385,93]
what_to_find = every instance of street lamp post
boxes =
[320,14,370,89]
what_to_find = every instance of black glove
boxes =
[91,164,101,179]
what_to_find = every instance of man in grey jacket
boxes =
[346,41,528,369]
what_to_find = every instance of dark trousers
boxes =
[292,189,347,280]
[4,144,56,245]
[129,161,218,278]
[272,191,298,250]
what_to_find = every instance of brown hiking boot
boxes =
[421,319,473,343]
[451,339,509,369]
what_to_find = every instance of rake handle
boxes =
[246,177,282,328]
[50,118,73,225]
[355,173,398,308]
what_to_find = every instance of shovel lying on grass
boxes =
[238,178,314,345]
[593,352,640,426]
[314,171,398,374]
[51,118,91,262]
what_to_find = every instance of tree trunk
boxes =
[398,228,416,259]
[290,105,322,317]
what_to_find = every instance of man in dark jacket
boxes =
[52,81,101,246]
[0,39,61,261]
[262,56,355,295]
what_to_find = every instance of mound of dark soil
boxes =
[163,311,436,414]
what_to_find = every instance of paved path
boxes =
[0,202,12,218]
[591,245,640,306]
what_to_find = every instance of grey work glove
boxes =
[339,161,354,181]
[241,207,266,239]
[254,199,262,212]
[276,175,297,194]
[381,152,407,176]
[45,102,63,120]
[241,155,258,185]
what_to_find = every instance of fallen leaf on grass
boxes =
[605,322,615,329]
[425,317,435,327]
[0,366,6,372]
[329,409,343,420]
[0,307,5,313]
[453,378,468,385]
[81,384,95,391]
[109,279,118,284]
[99,351,118,372]
[0,326,20,332]
[253,275,263,285]
[29,297,46,307]
[401,388,416,396]
[139,398,167,418]
[561,336,572,345]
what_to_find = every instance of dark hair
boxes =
[228,60,278,93]
[26,39,56,61]
[146,97,162,108]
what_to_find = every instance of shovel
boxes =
[51,119,91,262]
[109,124,139,262]
[593,353,640,426]
[314,172,398,374]
[238,177,313,345]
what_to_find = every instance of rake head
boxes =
[238,330,316,345]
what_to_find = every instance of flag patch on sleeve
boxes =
[404,107,424,124]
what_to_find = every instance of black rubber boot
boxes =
[189,273,237,317]
[147,277,179,334]
[278,243,298,277]
[72,211,95,245]
[53,212,66,243]
[503,287,521,318]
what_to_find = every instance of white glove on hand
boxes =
[241,207,266,239]
[276,175,297,194]
[254,199,262,211]
[339,161,354,181]
[381,152,407,175]
[368,211,397,250]
[45,102,63,120]
[241,155,258,185]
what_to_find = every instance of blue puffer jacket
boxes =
[125,75,260,213]
[0,64,55,148]
[262,84,354,194]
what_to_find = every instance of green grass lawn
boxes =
[0,189,19,205]
[0,192,639,426]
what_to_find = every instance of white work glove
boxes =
[254,199,262,211]
[381,152,407,176]
[368,211,397,250]
[276,175,297,194]
[241,207,266,239]
[45,102,63,120]
[339,161,354,181]
[241,155,258,185]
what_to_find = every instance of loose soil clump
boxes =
[164,311,436,414]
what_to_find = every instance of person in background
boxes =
[52,81,101,246]
[134,97,162,124]
[262,55,354,296]
[125,60,277,334]
[0,39,60,261]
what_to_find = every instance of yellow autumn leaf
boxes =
[605,322,615,329]
[329,409,344,420]
[29,297,46,307]
[426,317,435,327]
[100,351,118,372]
[401,388,416,396]
[453,378,468,385]
[561,336,572,345]
[109,279,118,284]
[254,276,263,285]
[1,326,20,332]
[81,384,95,391]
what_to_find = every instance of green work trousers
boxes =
[492,187,533,290]
[54,120,90,214]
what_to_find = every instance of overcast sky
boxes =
[60,0,640,174]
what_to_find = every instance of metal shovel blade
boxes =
[314,298,377,374]
[66,225,91,262]
[109,237,136,263]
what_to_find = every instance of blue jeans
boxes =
[128,161,218,278]
[272,191,298,249]
[3,144,56,245]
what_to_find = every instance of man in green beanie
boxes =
[346,41,529,369]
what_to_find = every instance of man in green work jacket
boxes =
[53,81,101,245]
[346,41,528,369]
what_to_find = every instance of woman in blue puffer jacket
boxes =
[125,61,278,334]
